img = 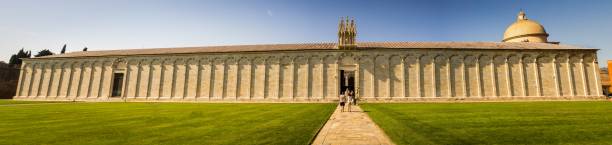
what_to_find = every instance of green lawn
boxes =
[0,99,67,105]
[0,103,336,145]
[362,101,612,145]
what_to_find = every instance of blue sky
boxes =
[1,0,611,66]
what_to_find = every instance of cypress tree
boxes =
[61,44,66,54]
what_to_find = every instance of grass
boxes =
[0,99,67,105]
[0,102,336,145]
[362,101,612,145]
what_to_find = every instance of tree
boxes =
[61,44,66,54]
[83,47,88,51]
[8,48,31,67]
[34,49,54,57]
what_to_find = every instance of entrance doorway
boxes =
[111,73,124,97]
[339,70,355,94]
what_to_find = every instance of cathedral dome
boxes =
[502,11,549,43]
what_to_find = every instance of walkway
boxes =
[312,105,395,145]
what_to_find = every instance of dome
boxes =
[502,11,549,42]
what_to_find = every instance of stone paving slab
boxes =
[312,105,394,145]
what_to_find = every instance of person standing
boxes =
[339,94,346,112]
[347,91,354,112]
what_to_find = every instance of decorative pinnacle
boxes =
[337,16,356,49]
[518,10,527,20]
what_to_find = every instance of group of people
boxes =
[339,89,357,112]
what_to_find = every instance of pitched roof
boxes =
[35,42,595,59]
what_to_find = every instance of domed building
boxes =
[503,11,550,43]
[13,12,604,102]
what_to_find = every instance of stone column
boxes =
[66,63,76,97]
[295,56,309,99]
[41,63,53,98]
[405,55,419,98]
[262,58,268,99]
[98,61,108,98]
[183,59,195,99]
[149,59,162,99]
[134,61,143,98]
[475,57,481,97]
[535,58,542,97]
[161,59,172,98]
[416,56,422,97]
[144,60,153,98]
[195,59,203,99]
[86,62,96,98]
[30,64,40,97]
[401,56,407,97]
[211,58,225,99]
[355,58,361,99]
[388,56,393,98]
[461,57,467,97]
[566,57,575,96]
[59,63,70,98]
[267,57,280,99]
[335,57,341,98]
[292,57,298,99]
[491,57,497,97]
[505,57,512,96]
[225,58,239,100]
[307,57,312,99]
[368,57,375,98]
[311,56,324,99]
[158,59,166,99]
[553,57,561,97]
[122,61,130,99]
[579,58,588,96]
[88,62,101,98]
[519,57,527,96]
[45,63,56,98]
[55,63,65,97]
[171,59,179,99]
[76,63,88,98]
[280,56,294,100]
[198,59,213,100]
[592,58,602,96]
[431,56,437,97]
[447,57,452,97]
[450,56,464,97]
[36,63,47,97]
[279,57,288,99]
[237,58,251,100]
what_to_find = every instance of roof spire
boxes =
[338,17,345,45]
[517,9,527,20]
[337,16,357,49]
[349,17,356,44]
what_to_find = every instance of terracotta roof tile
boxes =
[36,42,595,59]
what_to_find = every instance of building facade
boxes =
[13,12,605,102]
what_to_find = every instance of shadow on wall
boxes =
[0,64,19,99]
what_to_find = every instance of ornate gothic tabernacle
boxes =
[338,16,356,49]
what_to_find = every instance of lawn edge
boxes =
[307,104,337,145]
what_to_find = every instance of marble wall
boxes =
[14,49,604,102]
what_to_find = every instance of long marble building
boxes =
[13,11,605,102]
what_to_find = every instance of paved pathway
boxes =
[312,105,395,145]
